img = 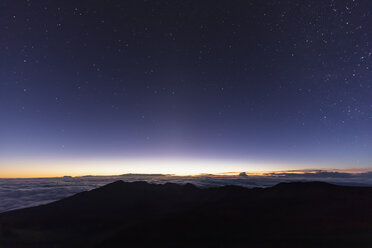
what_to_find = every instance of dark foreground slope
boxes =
[1,181,372,248]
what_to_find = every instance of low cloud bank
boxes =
[1,171,372,212]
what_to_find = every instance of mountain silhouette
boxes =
[1,180,372,247]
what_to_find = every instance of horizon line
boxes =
[1,168,371,179]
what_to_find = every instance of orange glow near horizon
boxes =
[0,157,369,178]
[0,158,273,178]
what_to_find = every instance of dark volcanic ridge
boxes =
[1,180,372,248]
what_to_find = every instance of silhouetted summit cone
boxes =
[183,182,199,191]
[2,181,372,248]
[97,180,198,192]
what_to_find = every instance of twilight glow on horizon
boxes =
[1,1,372,178]
[2,156,359,178]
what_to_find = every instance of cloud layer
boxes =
[2,171,372,213]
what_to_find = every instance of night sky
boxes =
[1,0,372,176]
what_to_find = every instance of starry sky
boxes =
[1,0,372,177]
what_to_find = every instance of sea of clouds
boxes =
[2,171,372,213]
